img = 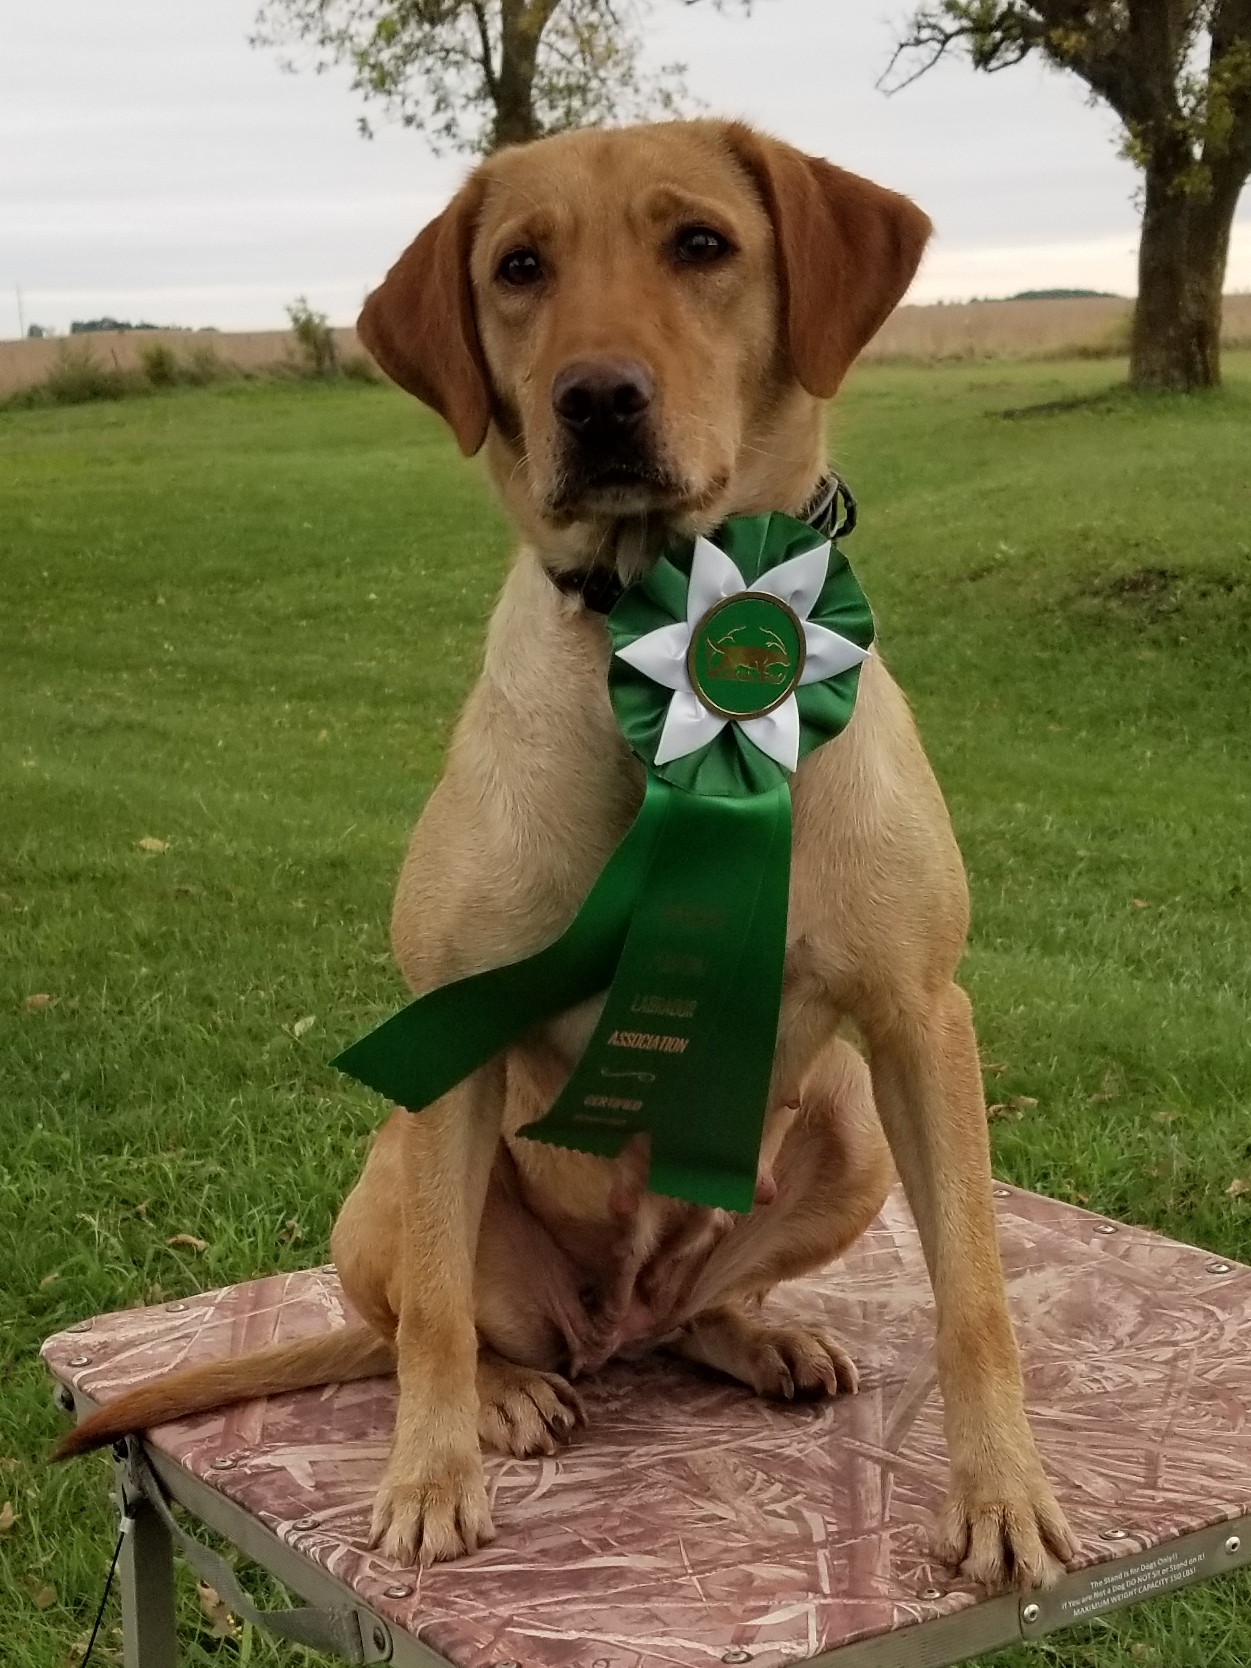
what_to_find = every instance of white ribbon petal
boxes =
[798,620,871,685]
[738,696,801,772]
[653,689,727,765]
[615,620,693,692]
[687,535,747,626]
[749,541,830,621]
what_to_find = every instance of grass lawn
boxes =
[2,357,1249,1666]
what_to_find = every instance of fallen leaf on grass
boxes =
[1227,1179,1251,1199]
[1131,897,1150,909]
[291,1014,316,1038]
[33,1581,58,1609]
[166,1234,208,1253]
[1155,1109,1180,1124]
[988,1096,1039,1119]
[64,1636,122,1668]
[278,1218,304,1245]
[22,993,53,1011]
[137,836,169,854]
[0,1500,15,1534]
[39,1271,60,1288]
[980,1061,1008,1076]
[197,1581,238,1639]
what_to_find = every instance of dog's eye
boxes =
[673,225,732,265]
[497,247,544,287]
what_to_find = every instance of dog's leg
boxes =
[674,1035,892,1315]
[369,1058,507,1565]
[864,982,1077,1589]
[666,1035,890,1392]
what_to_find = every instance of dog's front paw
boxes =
[477,1355,585,1457]
[937,1455,1077,1591]
[369,1447,494,1565]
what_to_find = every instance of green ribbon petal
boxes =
[332,510,871,1211]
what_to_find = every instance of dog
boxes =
[59,119,1076,1591]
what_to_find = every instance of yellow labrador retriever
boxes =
[60,120,1075,1591]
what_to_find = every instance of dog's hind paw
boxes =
[477,1353,586,1457]
[369,1448,495,1566]
[675,1309,859,1400]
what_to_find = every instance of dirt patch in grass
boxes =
[1065,563,1251,638]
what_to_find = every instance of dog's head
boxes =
[359,121,929,567]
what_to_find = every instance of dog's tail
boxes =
[52,1323,394,1461]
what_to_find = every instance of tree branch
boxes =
[520,0,562,40]
[467,0,499,97]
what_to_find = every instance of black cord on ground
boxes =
[77,1522,127,1667]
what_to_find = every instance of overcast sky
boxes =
[4,0,1249,337]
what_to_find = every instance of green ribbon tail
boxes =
[330,776,673,1112]
[333,774,793,1212]
[519,781,792,1212]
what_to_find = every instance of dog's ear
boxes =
[357,179,491,456]
[723,125,931,398]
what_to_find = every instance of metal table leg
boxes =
[114,1447,178,1668]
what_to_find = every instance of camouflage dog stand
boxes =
[44,1186,1251,1668]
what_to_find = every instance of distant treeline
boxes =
[1008,288,1120,301]
[68,318,197,334]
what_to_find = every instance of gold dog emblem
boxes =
[706,627,791,685]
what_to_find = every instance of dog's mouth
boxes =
[548,462,687,523]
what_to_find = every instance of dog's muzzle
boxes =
[549,357,678,513]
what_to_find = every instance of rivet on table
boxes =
[1226,1535,1242,1555]
[1093,1223,1118,1236]
[293,1516,318,1530]
[1021,1602,1041,1625]
[1100,1527,1128,1541]
[165,1301,189,1312]
[992,1187,1011,1198]
[496,1659,522,1667]
[210,1456,237,1470]
[68,1355,92,1368]
[919,1586,944,1600]
[722,1651,752,1664]
[69,1319,92,1333]
[383,1584,413,1599]
[1207,1260,1233,1275]
[321,1263,336,1274]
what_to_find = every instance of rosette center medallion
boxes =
[687,594,806,720]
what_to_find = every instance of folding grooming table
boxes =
[44,1185,1251,1668]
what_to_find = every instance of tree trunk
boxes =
[1130,157,1243,392]
[492,54,541,147]
[491,0,544,149]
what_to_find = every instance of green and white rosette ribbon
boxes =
[332,511,873,1211]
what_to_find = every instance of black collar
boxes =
[548,474,857,616]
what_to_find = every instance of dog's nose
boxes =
[552,358,654,441]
